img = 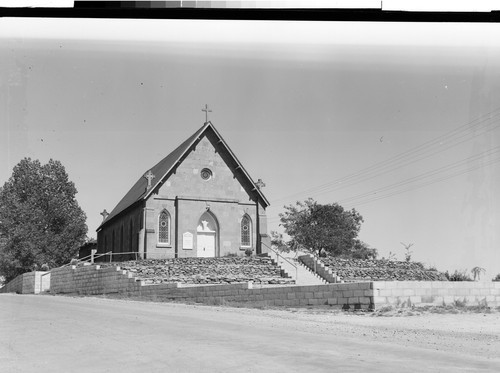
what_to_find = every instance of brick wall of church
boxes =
[143,134,266,258]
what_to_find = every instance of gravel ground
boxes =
[1,294,499,372]
[248,306,500,361]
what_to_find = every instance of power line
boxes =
[342,155,500,207]
[304,122,500,200]
[266,152,500,225]
[338,147,500,204]
[270,107,500,204]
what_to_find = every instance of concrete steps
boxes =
[268,251,327,286]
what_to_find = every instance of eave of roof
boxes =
[97,122,269,231]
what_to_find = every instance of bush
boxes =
[445,269,473,281]
[493,273,500,282]
[244,248,253,257]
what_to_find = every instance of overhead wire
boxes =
[267,151,500,226]
[344,156,500,207]
[270,107,500,205]
[337,147,500,205]
[303,121,500,200]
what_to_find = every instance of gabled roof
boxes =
[97,122,269,231]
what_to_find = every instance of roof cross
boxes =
[144,170,155,190]
[100,209,109,221]
[202,104,212,123]
[255,179,266,189]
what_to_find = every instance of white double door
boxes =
[197,233,216,257]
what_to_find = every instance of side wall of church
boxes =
[143,134,264,258]
[97,203,143,261]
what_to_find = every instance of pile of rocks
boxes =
[102,257,295,285]
[320,257,448,281]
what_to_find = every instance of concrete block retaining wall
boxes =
[0,271,50,294]
[373,281,500,308]
[5,266,499,310]
[49,264,373,309]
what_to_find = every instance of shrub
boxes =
[445,269,473,281]
[244,248,253,257]
[493,273,500,282]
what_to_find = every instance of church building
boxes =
[96,119,271,260]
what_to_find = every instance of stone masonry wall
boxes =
[151,135,261,258]
[373,281,500,308]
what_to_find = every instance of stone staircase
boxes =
[267,250,327,286]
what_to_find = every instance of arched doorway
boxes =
[196,211,218,257]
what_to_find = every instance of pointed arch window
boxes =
[158,210,171,245]
[241,215,252,247]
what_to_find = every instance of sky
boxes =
[1,16,499,279]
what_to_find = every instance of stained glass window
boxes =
[241,215,251,247]
[159,210,170,244]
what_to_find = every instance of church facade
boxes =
[96,121,271,260]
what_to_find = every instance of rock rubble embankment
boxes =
[320,257,448,281]
[99,257,295,285]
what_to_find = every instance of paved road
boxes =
[0,294,498,372]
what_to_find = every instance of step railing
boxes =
[261,242,298,282]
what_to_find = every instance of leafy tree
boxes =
[347,239,378,260]
[0,158,87,282]
[279,198,364,257]
[270,231,289,253]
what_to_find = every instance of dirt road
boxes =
[1,294,498,372]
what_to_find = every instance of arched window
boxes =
[241,215,252,247]
[158,210,171,245]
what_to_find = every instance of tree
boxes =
[0,158,87,282]
[270,231,289,253]
[279,198,364,257]
[348,239,378,260]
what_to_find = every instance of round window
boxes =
[200,168,212,180]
